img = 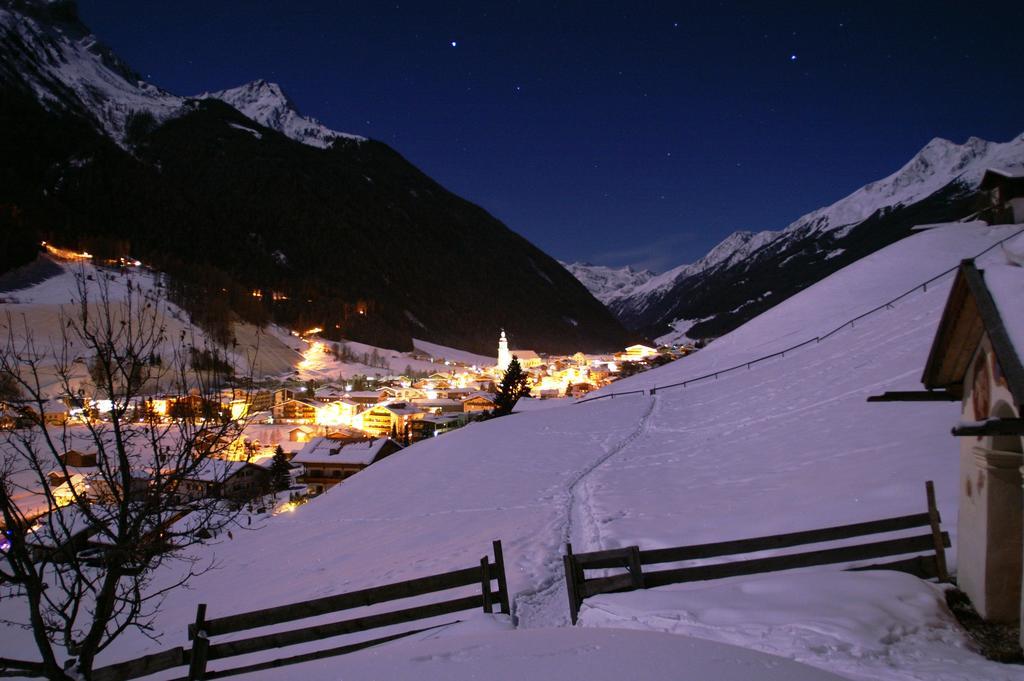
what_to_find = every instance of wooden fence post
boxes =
[187,603,209,681]
[492,540,511,615]
[480,557,493,613]
[925,480,950,582]
[627,546,644,589]
[563,543,580,625]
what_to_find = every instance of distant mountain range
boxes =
[0,0,632,355]
[566,133,1024,342]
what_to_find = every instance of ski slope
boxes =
[3,223,1023,680]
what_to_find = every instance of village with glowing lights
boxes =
[1,249,689,516]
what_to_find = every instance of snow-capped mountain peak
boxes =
[568,132,1024,341]
[0,2,363,150]
[198,79,365,148]
[786,133,1024,238]
[559,261,654,305]
[0,0,183,142]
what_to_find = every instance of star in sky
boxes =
[450,40,457,47]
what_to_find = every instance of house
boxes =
[175,460,272,503]
[292,437,402,494]
[509,350,542,369]
[978,169,1024,225]
[344,391,384,407]
[43,398,70,425]
[410,413,465,441]
[271,398,319,424]
[60,449,97,468]
[355,402,423,438]
[568,383,595,398]
[920,258,1024,626]
[462,393,497,413]
[24,505,103,562]
[617,344,659,362]
[410,398,464,414]
[911,257,1024,627]
[312,398,361,426]
[249,390,273,413]
[287,425,317,443]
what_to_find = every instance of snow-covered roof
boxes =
[922,241,1024,406]
[345,391,382,400]
[186,459,254,482]
[292,437,398,466]
[981,257,1024,403]
[383,404,425,416]
[420,414,464,425]
[410,399,463,408]
[980,167,1024,184]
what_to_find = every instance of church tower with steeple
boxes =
[497,330,512,373]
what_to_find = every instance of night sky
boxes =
[80,1,1024,272]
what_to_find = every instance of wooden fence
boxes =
[563,481,949,623]
[92,540,510,681]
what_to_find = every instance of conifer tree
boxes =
[270,445,291,493]
[494,357,530,416]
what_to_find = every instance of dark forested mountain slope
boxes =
[0,0,632,354]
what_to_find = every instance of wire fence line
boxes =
[576,226,1024,406]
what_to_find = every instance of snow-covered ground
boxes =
[244,626,847,681]
[290,334,493,382]
[0,259,300,384]
[4,223,1024,680]
[580,571,1011,681]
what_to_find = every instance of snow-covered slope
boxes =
[198,79,364,148]
[0,0,183,143]
[0,258,300,382]
[576,134,1024,338]
[3,223,1017,680]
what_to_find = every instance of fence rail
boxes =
[578,227,1024,404]
[563,481,949,623]
[92,540,510,681]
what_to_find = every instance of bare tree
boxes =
[0,270,254,679]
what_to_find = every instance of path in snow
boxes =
[514,395,657,628]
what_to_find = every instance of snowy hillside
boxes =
[0,258,301,383]
[0,0,183,143]
[3,223,1019,680]
[198,79,364,148]
[570,134,1024,340]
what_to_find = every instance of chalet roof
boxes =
[382,403,424,416]
[625,344,657,352]
[922,258,1024,406]
[292,437,400,466]
[420,414,463,425]
[979,168,1024,191]
[410,398,463,407]
[345,391,381,401]
[510,350,540,360]
[186,459,257,482]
